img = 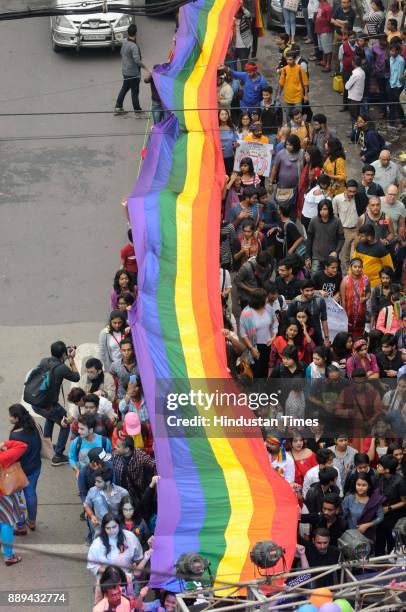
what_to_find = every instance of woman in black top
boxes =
[9,404,42,532]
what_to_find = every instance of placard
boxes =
[325,297,348,341]
[233,141,273,177]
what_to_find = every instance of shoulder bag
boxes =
[0,461,29,496]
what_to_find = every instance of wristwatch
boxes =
[388,505,392,512]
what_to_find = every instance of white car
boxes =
[50,1,134,52]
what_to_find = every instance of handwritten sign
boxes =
[233,141,273,177]
[325,297,348,341]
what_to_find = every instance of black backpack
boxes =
[23,358,60,407]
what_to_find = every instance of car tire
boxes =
[52,38,63,53]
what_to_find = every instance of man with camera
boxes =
[27,341,80,466]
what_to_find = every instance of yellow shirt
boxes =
[323,157,347,196]
[387,31,401,42]
[244,134,270,144]
[288,121,311,147]
[353,243,394,288]
[279,65,309,104]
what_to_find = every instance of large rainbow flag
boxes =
[128,0,298,590]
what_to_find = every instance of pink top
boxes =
[93,596,131,612]
[376,307,403,335]
[346,352,380,379]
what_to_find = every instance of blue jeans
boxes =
[283,8,296,38]
[23,467,41,522]
[0,522,14,558]
[151,101,165,125]
[302,7,311,38]
[32,402,69,457]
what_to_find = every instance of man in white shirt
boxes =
[265,436,295,484]
[372,150,405,192]
[345,56,365,122]
[332,179,359,272]
[303,447,343,497]
[380,184,406,241]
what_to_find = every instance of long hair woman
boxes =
[219,109,238,177]
[238,156,261,188]
[323,137,347,196]
[240,289,274,378]
[342,473,385,544]
[297,145,323,219]
[331,332,353,371]
[87,512,149,579]
[111,269,136,310]
[98,310,128,371]
[340,257,371,339]
[268,318,314,375]
[9,404,42,532]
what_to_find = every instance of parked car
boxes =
[265,0,306,30]
[50,0,134,52]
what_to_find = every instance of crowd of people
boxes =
[216,0,406,590]
[1,4,406,610]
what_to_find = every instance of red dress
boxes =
[291,451,318,487]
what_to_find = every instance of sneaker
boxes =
[51,454,69,466]
[134,111,149,119]
[114,107,127,116]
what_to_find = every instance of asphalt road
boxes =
[0,13,173,612]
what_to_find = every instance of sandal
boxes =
[14,526,27,536]
[27,521,36,531]
[5,556,22,566]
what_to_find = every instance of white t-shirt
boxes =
[87,530,143,576]
[220,268,232,292]
[303,464,343,497]
[302,186,328,220]
[270,452,295,484]
[70,396,115,421]
[252,309,273,344]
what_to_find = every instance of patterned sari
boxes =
[344,273,369,339]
